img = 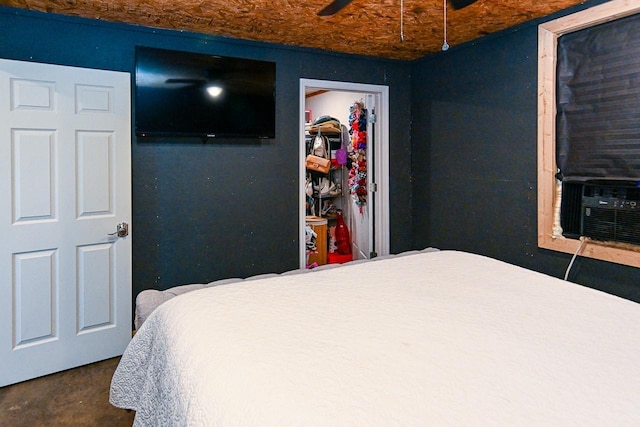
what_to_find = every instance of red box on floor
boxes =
[328,253,353,264]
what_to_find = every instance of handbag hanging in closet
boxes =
[306,135,330,174]
[306,155,330,174]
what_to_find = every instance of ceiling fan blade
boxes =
[448,0,479,10]
[318,0,354,16]
[165,78,206,84]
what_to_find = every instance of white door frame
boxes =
[299,79,390,268]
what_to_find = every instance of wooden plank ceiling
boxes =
[1,0,586,60]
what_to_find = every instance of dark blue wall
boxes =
[0,7,414,299]
[3,2,640,305]
[410,0,640,303]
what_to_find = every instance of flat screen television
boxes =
[135,46,276,139]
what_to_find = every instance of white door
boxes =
[350,93,380,259]
[0,59,132,387]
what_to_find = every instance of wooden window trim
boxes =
[537,0,640,268]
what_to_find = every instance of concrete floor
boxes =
[0,357,134,426]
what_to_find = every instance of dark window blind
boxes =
[556,12,640,183]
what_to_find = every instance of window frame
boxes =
[537,0,640,268]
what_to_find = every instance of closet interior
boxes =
[304,90,369,268]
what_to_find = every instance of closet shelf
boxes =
[315,191,342,199]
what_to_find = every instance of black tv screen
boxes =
[135,46,276,139]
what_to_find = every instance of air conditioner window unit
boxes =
[580,183,640,245]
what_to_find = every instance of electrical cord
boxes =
[564,236,587,281]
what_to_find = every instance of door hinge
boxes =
[370,182,378,192]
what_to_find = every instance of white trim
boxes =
[299,79,390,269]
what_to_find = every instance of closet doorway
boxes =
[299,79,390,269]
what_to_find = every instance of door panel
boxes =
[77,243,113,331]
[77,131,113,216]
[0,58,131,387]
[13,249,56,347]
[350,206,370,259]
[12,130,56,222]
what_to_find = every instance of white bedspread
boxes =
[110,250,640,426]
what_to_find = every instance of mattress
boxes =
[110,250,640,426]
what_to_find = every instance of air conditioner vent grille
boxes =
[582,206,640,245]
[615,210,640,244]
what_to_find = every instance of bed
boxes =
[110,250,640,426]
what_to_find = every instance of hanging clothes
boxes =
[348,101,367,213]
